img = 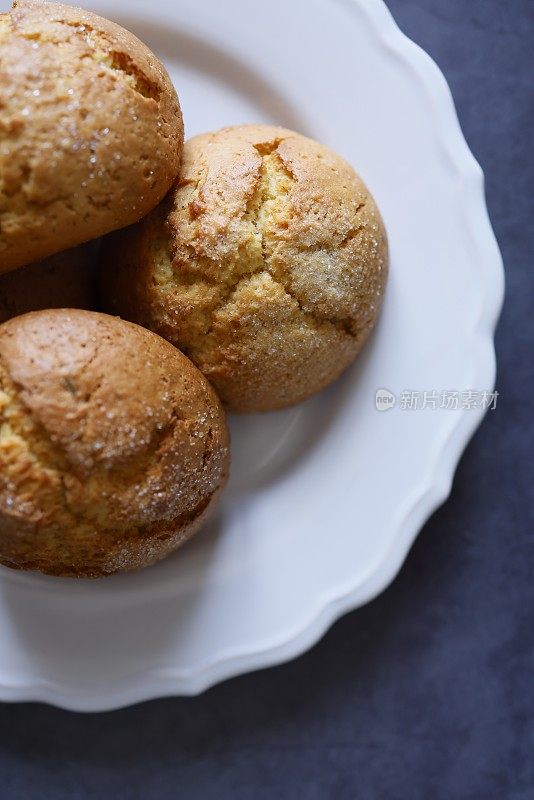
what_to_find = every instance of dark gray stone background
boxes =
[1,1,532,797]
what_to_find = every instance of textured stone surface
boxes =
[0,0,532,797]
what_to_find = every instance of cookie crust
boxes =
[0,1,184,273]
[0,310,229,577]
[100,125,388,412]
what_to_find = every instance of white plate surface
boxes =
[0,0,503,711]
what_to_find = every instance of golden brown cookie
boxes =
[0,1,184,273]
[100,125,388,412]
[0,245,95,323]
[0,309,229,577]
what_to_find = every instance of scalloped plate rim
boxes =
[0,0,504,711]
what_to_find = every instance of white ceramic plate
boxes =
[0,0,503,711]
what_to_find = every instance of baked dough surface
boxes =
[101,125,388,412]
[0,309,229,576]
[0,1,184,272]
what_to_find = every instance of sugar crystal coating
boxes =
[0,1,184,273]
[0,310,230,577]
[100,125,389,412]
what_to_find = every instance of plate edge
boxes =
[0,0,505,711]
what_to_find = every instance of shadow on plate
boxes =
[227,320,383,496]
[113,17,311,134]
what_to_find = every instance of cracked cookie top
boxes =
[0,309,229,576]
[0,0,184,273]
[100,125,389,412]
